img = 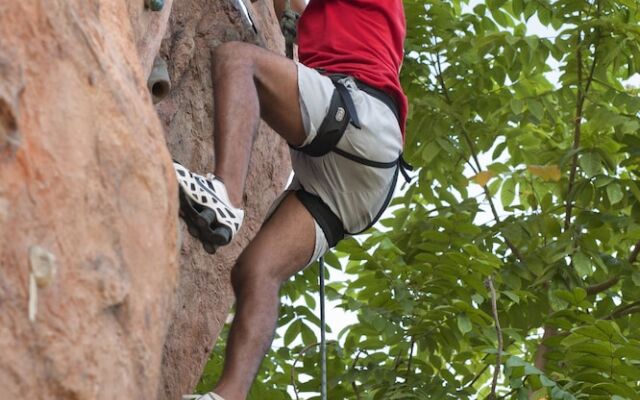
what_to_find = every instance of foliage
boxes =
[197,0,640,398]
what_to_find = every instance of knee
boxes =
[230,257,250,295]
[230,251,281,296]
[212,41,256,79]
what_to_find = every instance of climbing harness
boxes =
[294,73,413,247]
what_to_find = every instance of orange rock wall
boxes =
[0,0,290,399]
[157,1,291,398]
[0,1,178,399]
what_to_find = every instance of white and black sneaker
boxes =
[182,394,225,400]
[174,161,244,254]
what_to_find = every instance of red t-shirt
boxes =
[297,0,408,136]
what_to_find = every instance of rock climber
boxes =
[173,0,409,398]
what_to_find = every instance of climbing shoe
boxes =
[174,161,244,254]
[182,394,225,400]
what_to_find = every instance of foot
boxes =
[174,161,244,254]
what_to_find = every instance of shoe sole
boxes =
[178,186,232,254]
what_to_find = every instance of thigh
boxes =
[249,46,307,147]
[237,192,317,283]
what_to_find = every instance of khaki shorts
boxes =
[269,63,403,265]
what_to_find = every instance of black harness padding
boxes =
[295,75,400,158]
[334,81,362,128]
[295,188,344,248]
[293,73,413,248]
[298,86,352,157]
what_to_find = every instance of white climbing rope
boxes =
[319,256,327,400]
[281,3,326,397]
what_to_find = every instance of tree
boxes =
[197,0,640,398]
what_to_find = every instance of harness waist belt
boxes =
[327,74,400,124]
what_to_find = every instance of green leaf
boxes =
[300,321,316,346]
[527,99,544,120]
[632,272,640,287]
[540,375,556,387]
[284,320,301,347]
[501,177,517,207]
[579,152,602,177]
[614,344,640,361]
[512,0,524,16]
[573,325,609,341]
[506,356,527,368]
[607,182,624,205]
[503,290,520,304]
[573,287,586,302]
[628,181,640,202]
[573,252,592,277]
[457,313,472,334]
[510,98,525,115]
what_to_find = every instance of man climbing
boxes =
[174,0,409,398]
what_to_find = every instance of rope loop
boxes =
[280,0,300,59]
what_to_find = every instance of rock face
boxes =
[0,1,179,399]
[157,1,291,398]
[0,0,290,399]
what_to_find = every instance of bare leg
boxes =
[211,41,306,207]
[213,193,316,400]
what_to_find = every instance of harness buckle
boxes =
[335,107,346,122]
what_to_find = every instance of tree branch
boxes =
[465,362,490,389]
[547,8,600,377]
[534,325,558,371]
[405,337,416,379]
[564,5,600,233]
[586,276,619,295]
[482,189,525,261]
[435,52,452,104]
[585,239,640,295]
[611,306,640,319]
[629,239,640,264]
[604,300,640,320]
[392,353,403,372]
[485,276,503,400]
[564,23,584,232]
[351,350,364,400]
[434,51,524,262]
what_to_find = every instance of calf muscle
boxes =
[214,193,316,400]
